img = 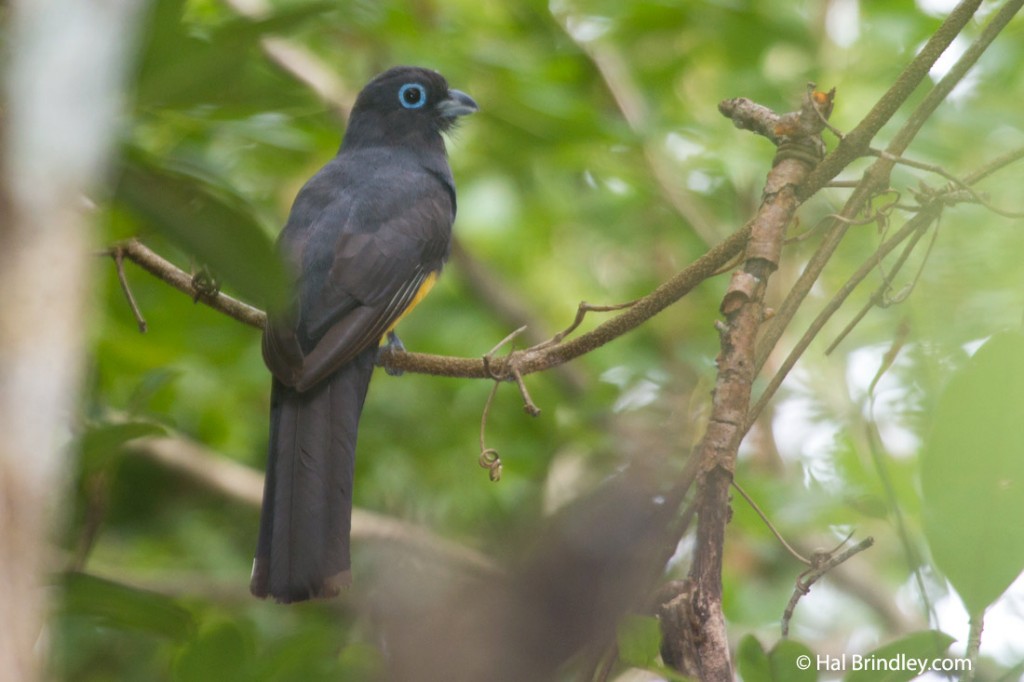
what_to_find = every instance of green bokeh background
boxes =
[56,0,1024,679]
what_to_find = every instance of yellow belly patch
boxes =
[384,270,438,336]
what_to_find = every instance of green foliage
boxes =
[737,636,817,682]
[617,614,662,668]
[61,573,196,642]
[844,630,954,682]
[174,619,257,682]
[116,147,288,309]
[922,332,1024,615]
[79,420,166,474]
[59,0,1024,678]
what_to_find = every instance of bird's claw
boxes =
[191,266,221,302]
[377,331,406,376]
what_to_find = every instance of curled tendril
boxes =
[478,448,502,482]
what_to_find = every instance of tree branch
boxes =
[746,203,941,431]
[746,137,1024,435]
[668,86,832,682]
[381,225,750,378]
[799,0,984,196]
[449,239,588,397]
[780,537,875,637]
[109,238,266,330]
[755,0,1022,374]
[111,225,749,380]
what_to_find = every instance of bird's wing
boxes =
[263,171,452,391]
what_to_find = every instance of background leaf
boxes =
[115,147,289,308]
[737,634,773,682]
[616,614,662,668]
[80,420,166,474]
[737,636,818,682]
[844,630,954,682]
[921,332,1024,615]
[61,572,195,641]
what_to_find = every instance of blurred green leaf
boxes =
[174,619,255,682]
[737,636,818,682]
[737,634,773,682]
[135,0,332,110]
[127,367,183,414]
[337,642,385,681]
[115,146,288,309]
[769,640,818,682]
[256,624,351,681]
[62,572,196,641]
[844,630,954,682]
[616,614,661,668]
[921,332,1024,615]
[80,420,166,474]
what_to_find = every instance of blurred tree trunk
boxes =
[0,1,145,678]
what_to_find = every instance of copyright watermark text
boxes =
[795,653,972,674]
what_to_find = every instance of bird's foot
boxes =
[377,331,406,376]
[191,265,221,302]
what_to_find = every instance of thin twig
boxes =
[451,240,588,397]
[478,381,502,482]
[865,386,938,627]
[757,0,995,374]
[480,324,541,416]
[112,246,148,333]
[824,219,933,355]
[483,325,528,375]
[867,318,911,398]
[731,480,810,565]
[780,536,875,637]
[963,144,1024,184]
[747,204,940,431]
[709,250,746,278]
[871,203,941,303]
[870,147,1024,218]
[800,0,984,197]
[512,364,541,417]
[886,0,1024,162]
[749,137,1024,430]
[477,325,531,477]
[537,300,639,350]
[108,239,266,330]
[824,291,883,357]
[114,213,746,381]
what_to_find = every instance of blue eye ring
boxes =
[398,83,427,109]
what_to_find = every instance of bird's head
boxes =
[342,66,478,151]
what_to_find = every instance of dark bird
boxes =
[251,66,477,603]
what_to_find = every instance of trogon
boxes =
[251,66,477,603]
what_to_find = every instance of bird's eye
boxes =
[398,83,427,110]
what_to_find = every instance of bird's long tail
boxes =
[250,348,376,603]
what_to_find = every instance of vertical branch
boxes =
[0,0,144,677]
[664,90,831,680]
